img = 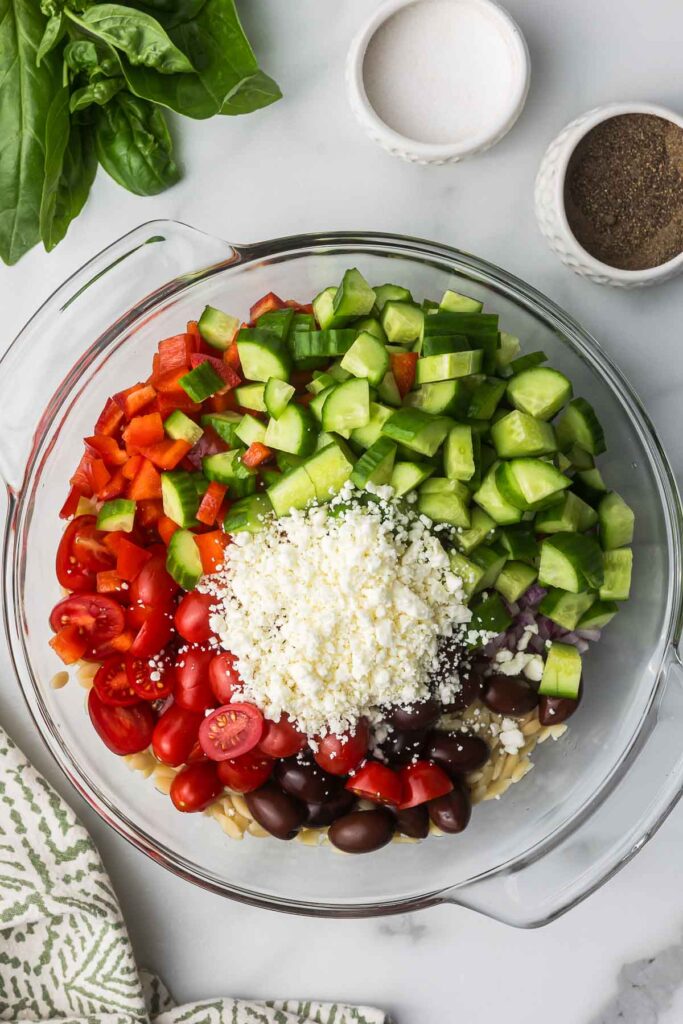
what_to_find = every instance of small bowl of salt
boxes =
[346,0,530,165]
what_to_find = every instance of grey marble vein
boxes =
[590,932,683,1023]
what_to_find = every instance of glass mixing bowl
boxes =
[2,224,683,927]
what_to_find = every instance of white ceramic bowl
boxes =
[345,0,530,165]
[535,101,683,288]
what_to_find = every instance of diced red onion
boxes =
[576,627,601,642]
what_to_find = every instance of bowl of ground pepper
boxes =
[534,102,683,287]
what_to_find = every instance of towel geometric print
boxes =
[0,728,389,1024]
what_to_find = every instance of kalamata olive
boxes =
[394,804,430,839]
[386,698,441,731]
[441,661,486,713]
[539,688,582,726]
[274,756,342,804]
[245,782,306,840]
[482,674,539,716]
[376,728,427,767]
[428,783,472,834]
[425,731,490,776]
[328,808,395,854]
[305,789,356,827]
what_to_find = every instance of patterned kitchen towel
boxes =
[0,727,390,1024]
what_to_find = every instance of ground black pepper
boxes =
[563,113,683,270]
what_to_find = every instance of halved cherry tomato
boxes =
[313,719,370,776]
[170,762,222,812]
[199,702,264,761]
[129,605,174,658]
[217,750,274,793]
[208,652,242,704]
[174,646,216,712]
[72,520,115,572]
[49,593,125,657]
[56,516,106,591]
[257,714,307,759]
[115,537,152,581]
[345,761,404,807]
[128,549,179,608]
[175,591,215,644]
[152,702,203,766]
[88,688,155,755]
[126,654,175,701]
[398,761,453,809]
[93,656,138,706]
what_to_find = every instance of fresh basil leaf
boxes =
[39,86,71,243]
[36,12,65,66]
[40,89,97,251]
[70,77,125,111]
[67,3,195,74]
[119,0,207,30]
[94,92,180,195]
[64,38,120,78]
[0,0,64,264]
[219,69,281,116]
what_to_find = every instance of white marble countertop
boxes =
[2,1,683,1020]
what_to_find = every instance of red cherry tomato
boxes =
[126,654,175,701]
[93,656,138,706]
[257,714,307,759]
[49,593,125,658]
[72,522,116,572]
[199,702,264,761]
[217,750,274,793]
[88,688,155,755]
[313,719,370,776]
[398,761,453,809]
[130,605,174,657]
[128,549,179,609]
[152,702,203,766]
[56,516,113,592]
[346,761,404,807]
[208,652,243,704]
[174,646,216,712]
[175,591,216,644]
[170,761,222,812]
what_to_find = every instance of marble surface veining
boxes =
[2,1,683,1021]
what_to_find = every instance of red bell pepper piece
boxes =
[285,300,314,315]
[50,624,88,664]
[123,412,165,452]
[116,537,152,581]
[187,321,201,344]
[155,392,201,418]
[89,459,112,496]
[96,569,128,597]
[249,292,286,321]
[122,455,143,481]
[85,435,128,467]
[94,397,125,438]
[103,531,129,555]
[137,499,164,527]
[97,468,126,501]
[390,351,419,398]
[128,459,162,501]
[115,382,157,420]
[196,481,227,526]
[224,340,241,374]
[194,530,229,574]
[157,515,180,545]
[204,391,239,414]
[70,452,95,496]
[110,630,134,652]
[242,442,274,468]
[59,486,83,520]
[138,438,192,470]
[156,333,194,376]
[189,352,241,391]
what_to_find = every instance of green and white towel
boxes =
[0,727,389,1024]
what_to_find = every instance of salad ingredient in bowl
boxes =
[48,266,634,854]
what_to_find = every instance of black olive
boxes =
[328,808,395,854]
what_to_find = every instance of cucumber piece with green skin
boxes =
[312,287,353,330]
[224,494,274,534]
[201,411,241,445]
[164,410,203,446]
[421,334,470,357]
[449,551,485,599]
[276,451,305,471]
[198,305,239,351]
[418,485,470,528]
[573,467,608,506]
[261,469,282,487]
[374,283,413,312]
[473,463,524,525]
[539,643,582,700]
[202,451,257,498]
[495,561,538,604]
[321,378,371,433]
[600,548,632,601]
[267,465,316,516]
[390,460,435,496]
[509,351,547,375]
[355,317,387,342]
[180,362,224,402]
[538,532,604,593]
[234,383,267,412]
[568,444,595,471]
[327,360,353,383]
[307,372,336,396]
[440,289,483,314]
[491,410,557,458]
[96,498,136,532]
[535,491,598,533]
[498,524,539,563]
[456,507,497,554]
[382,408,451,457]
[422,312,499,374]
[444,425,477,481]
[556,397,606,455]
[420,476,470,499]
[350,437,397,488]
[304,440,355,500]
[540,588,596,631]
[349,402,393,449]
[377,370,402,407]
[234,413,267,447]
[556,452,573,473]
[256,308,296,340]
[598,491,635,549]
[264,377,295,419]
[264,403,317,456]
[161,471,200,527]
[506,367,573,421]
[469,543,507,591]
[422,299,439,314]
[415,350,483,384]
[467,592,512,648]
[381,301,424,344]
[166,529,203,590]
[332,268,375,319]
[309,385,336,423]
[405,379,469,417]
[237,329,292,382]
[340,331,390,386]
[314,430,336,451]
[496,459,571,511]
[495,331,521,372]
[578,599,618,630]
[290,329,357,360]
[467,377,507,419]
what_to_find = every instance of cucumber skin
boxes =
[166,529,203,589]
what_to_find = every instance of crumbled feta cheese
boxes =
[523,654,544,682]
[499,717,525,754]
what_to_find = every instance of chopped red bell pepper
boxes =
[110,630,134,652]
[103,531,129,555]
[94,397,125,438]
[242,442,274,468]
[122,455,143,481]
[128,458,162,501]
[285,300,314,315]
[96,569,128,597]
[116,537,152,581]
[390,351,419,398]
[196,481,227,526]
[189,352,241,391]
[85,435,128,467]
[204,391,239,414]
[115,383,157,420]
[157,515,180,545]
[50,624,88,664]
[249,292,286,321]
[187,321,201,343]
[97,468,127,501]
[89,458,112,496]
[156,333,194,377]
[155,392,201,418]
[138,438,192,470]
[194,530,229,574]
[136,499,164,527]
[59,486,83,520]
[224,340,241,374]
[70,452,95,496]
[122,412,165,451]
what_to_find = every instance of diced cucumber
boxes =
[321,378,371,433]
[491,410,557,458]
[307,372,336,396]
[498,524,539,563]
[556,452,573,473]
[467,377,507,419]
[234,413,267,447]
[264,377,295,419]
[310,385,336,424]
[314,431,336,451]
[340,331,390,386]
[496,458,571,510]
[202,451,256,498]
[456,507,497,554]
[349,402,393,449]
[377,370,402,407]
[421,334,470,357]
[423,299,439,314]
[292,312,316,333]
[423,312,499,374]
[538,533,604,593]
[418,481,470,528]
[290,329,357,360]
[390,460,435,496]
[276,452,305,471]
[495,561,538,603]
[237,329,292,382]
[556,397,606,455]
[535,491,598,533]
[449,551,485,598]
[539,643,582,700]
[509,351,547,375]
[469,543,507,591]
[267,465,316,516]
[568,444,595,471]
[440,289,483,314]
[351,437,397,488]
[180,362,224,402]
[166,529,203,589]
[473,463,524,525]
[381,301,424,344]
[327,360,353,383]
[333,268,375,319]
[201,411,241,445]
[304,440,355,500]
[234,383,267,412]
[256,308,296,340]
[574,467,608,505]
[600,548,633,601]
[506,367,573,421]
[495,332,521,371]
[415,350,483,384]
[198,305,239,351]
[161,471,200,527]
[578,599,618,630]
[164,410,203,446]
[264,403,317,456]
[444,425,476,481]
[355,317,387,342]
[261,469,282,488]
[405,379,469,418]
[540,589,596,631]
[313,287,352,330]
[96,498,136,532]
[598,492,635,549]
[224,493,273,534]
[467,593,512,646]
[382,408,451,457]
[374,283,413,311]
